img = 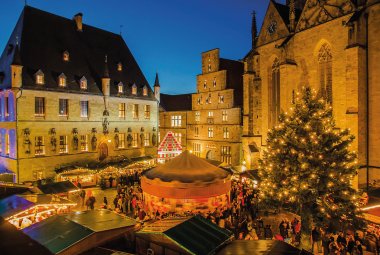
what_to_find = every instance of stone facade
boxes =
[243,0,380,187]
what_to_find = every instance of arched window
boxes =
[58,73,66,87]
[118,82,123,93]
[35,69,45,85]
[269,58,280,127]
[80,76,87,90]
[318,43,332,103]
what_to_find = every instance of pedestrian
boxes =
[103,196,108,209]
[80,189,86,207]
[311,226,322,254]
[89,196,96,210]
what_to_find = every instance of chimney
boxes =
[73,13,83,32]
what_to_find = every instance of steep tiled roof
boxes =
[160,93,193,111]
[0,6,155,100]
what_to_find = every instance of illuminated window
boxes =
[206,94,211,104]
[222,110,228,122]
[132,84,137,95]
[208,58,211,72]
[117,62,122,71]
[223,127,230,139]
[4,96,9,117]
[35,70,44,85]
[318,43,333,103]
[174,133,182,144]
[218,95,224,103]
[63,51,69,62]
[35,97,45,116]
[58,73,67,87]
[171,115,182,127]
[193,143,201,157]
[208,127,214,138]
[221,146,231,165]
[35,136,45,155]
[132,133,138,147]
[118,82,123,93]
[144,133,150,146]
[80,101,88,118]
[80,76,87,90]
[80,135,88,151]
[208,111,213,117]
[203,80,207,89]
[59,99,69,116]
[194,127,199,137]
[197,97,201,105]
[213,77,216,87]
[143,86,148,96]
[144,105,150,119]
[195,111,200,122]
[59,135,68,153]
[118,133,125,148]
[119,103,125,118]
[132,104,139,119]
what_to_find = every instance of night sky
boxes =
[0,0,279,94]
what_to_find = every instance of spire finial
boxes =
[251,10,257,49]
[154,72,160,87]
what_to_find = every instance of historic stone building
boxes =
[160,49,244,167]
[242,0,380,186]
[0,6,159,182]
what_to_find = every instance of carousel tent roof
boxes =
[144,150,230,183]
[137,215,233,255]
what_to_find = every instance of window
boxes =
[59,135,68,153]
[223,127,230,139]
[119,103,126,118]
[144,133,150,146]
[194,127,199,137]
[221,146,231,165]
[80,135,88,151]
[206,94,211,104]
[197,97,201,105]
[143,86,148,96]
[208,58,211,72]
[35,97,45,116]
[318,43,333,103]
[59,99,69,116]
[144,105,150,119]
[193,143,201,157]
[222,110,228,122]
[174,133,182,144]
[132,133,138,147]
[269,58,280,127]
[6,133,9,156]
[118,82,123,93]
[4,96,9,117]
[195,111,200,122]
[117,62,122,71]
[63,51,69,62]
[203,80,207,89]
[213,77,216,87]
[208,111,213,117]
[58,73,67,87]
[132,104,139,119]
[80,76,87,90]
[35,70,44,85]
[35,136,45,155]
[208,127,214,138]
[118,133,125,148]
[80,101,89,118]
[171,115,182,127]
[218,95,224,103]
[132,84,137,95]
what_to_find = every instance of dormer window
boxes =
[80,76,87,90]
[35,69,45,85]
[132,84,137,95]
[118,82,123,93]
[143,86,148,96]
[63,51,70,62]
[117,62,122,72]
[58,73,67,87]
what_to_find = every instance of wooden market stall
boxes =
[56,168,97,188]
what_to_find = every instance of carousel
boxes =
[141,150,231,213]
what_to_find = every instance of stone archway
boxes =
[206,150,214,160]
[99,143,108,161]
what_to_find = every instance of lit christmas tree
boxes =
[259,87,365,232]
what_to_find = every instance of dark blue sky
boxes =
[0,0,280,94]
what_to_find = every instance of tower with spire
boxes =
[251,11,257,49]
[11,38,23,89]
[154,72,160,102]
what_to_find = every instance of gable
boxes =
[257,1,290,47]
[296,0,355,32]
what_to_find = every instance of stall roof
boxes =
[0,182,30,199]
[23,215,94,254]
[137,215,233,255]
[217,240,311,255]
[65,209,136,232]
[0,218,53,255]
[38,180,80,194]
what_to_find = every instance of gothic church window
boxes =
[318,43,332,104]
[269,58,280,127]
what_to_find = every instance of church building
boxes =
[242,0,380,187]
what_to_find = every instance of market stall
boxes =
[141,150,232,213]
[56,168,97,188]
[0,194,76,229]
